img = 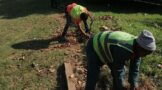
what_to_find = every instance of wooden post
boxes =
[64,62,76,90]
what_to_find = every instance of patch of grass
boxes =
[0,0,65,89]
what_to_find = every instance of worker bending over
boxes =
[85,30,156,90]
[60,3,93,42]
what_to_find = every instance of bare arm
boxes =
[77,23,90,38]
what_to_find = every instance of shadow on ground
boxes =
[55,64,68,90]
[11,38,54,50]
[11,35,65,50]
[0,0,65,19]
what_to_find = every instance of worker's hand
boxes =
[91,16,94,21]
[88,12,94,21]
[85,32,93,39]
[84,33,90,39]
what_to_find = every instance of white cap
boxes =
[136,30,156,51]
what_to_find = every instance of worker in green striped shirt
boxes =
[85,30,156,90]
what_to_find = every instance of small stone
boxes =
[77,80,82,85]
[100,26,109,31]
[76,68,84,74]
[31,62,38,68]
[69,74,75,79]
[49,68,55,73]
[19,56,25,60]
[157,64,162,69]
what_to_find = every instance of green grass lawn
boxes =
[0,0,162,89]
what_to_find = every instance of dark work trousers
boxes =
[61,10,72,37]
[85,38,104,90]
[85,38,116,90]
